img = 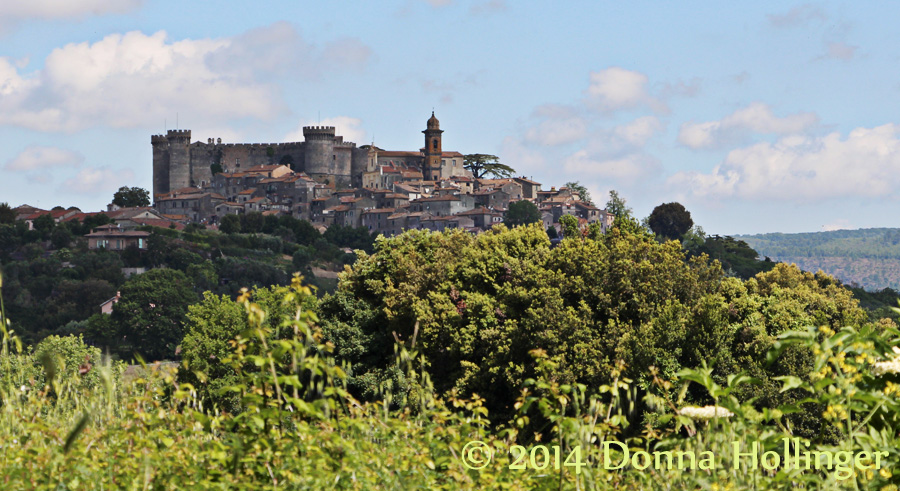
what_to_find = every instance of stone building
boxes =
[152,126,367,197]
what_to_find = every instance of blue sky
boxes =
[1,0,899,234]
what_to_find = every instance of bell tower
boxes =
[423,111,443,181]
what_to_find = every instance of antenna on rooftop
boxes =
[176,112,179,130]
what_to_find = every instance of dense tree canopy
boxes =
[112,186,150,208]
[564,181,593,206]
[463,154,516,179]
[648,202,694,241]
[503,200,541,227]
[318,223,870,433]
[111,268,197,361]
[0,203,15,225]
[605,190,632,220]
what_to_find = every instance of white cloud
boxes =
[822,219,853,231]
[284,116,367,145]
[668,124,900,201]
[524,115,587,146]
[767,4,827,28]
[613,116,662,147]
[0,24,371,132]
[62,166,134,194]
[500,136,546,175]
[470,0,507,15]
[822,41,858,61]
[585,67,666,114]
[4,145,83,171]
[0,0,141,26]
[563,150,661,184]
[678,103,818,149]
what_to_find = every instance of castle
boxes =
[151,112,467,197]
[145,114,617,237]
[152,126,368,196]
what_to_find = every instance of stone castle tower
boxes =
[422,111,443,181]
[152,127,367,196]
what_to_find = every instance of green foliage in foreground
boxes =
[2,273,900,489]
[319,223,867,440]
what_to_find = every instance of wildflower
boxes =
[678,405,733,420]
[873,356,900,376]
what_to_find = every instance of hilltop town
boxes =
[6,113,615,260]
[149,112,614,236]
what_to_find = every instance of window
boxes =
[432,139,438,150]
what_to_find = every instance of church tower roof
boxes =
[427,111,440,130]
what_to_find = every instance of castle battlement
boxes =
[153,114,442,198]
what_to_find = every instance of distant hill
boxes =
[738,228,900,291]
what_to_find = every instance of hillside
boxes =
[738,228,900,290]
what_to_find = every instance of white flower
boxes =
[873,359,900,376]
[872,347,900,376]
[678,405,733,420]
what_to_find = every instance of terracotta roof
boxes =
[238,189,255,195]
[377,151,422,158]
[362,208,396,215]
[131,218,186,231]
[514,177,542,185]
[473,189,506,196]
[60,212,103,223]
[441,151,464,158]
[85,230,151,238]
[170,187,203,195]
[455,206,493,216]
[415,195,460,202]
[24,209,72,220]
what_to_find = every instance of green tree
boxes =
[111,268,197,361]
[219,214,241,234]
[605,190,632,219]
[111,186,150,208]
[504,200,542,227]
[564,181,593,206]
[463,154,516,179]
[648,202,694,241]
[179,292,247,412]
[241,212,263,234]
[559,214,579,240]
[0,203,15,224]
[50,226,72,250]
[33,213,56,237]
[319,224,727,420]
